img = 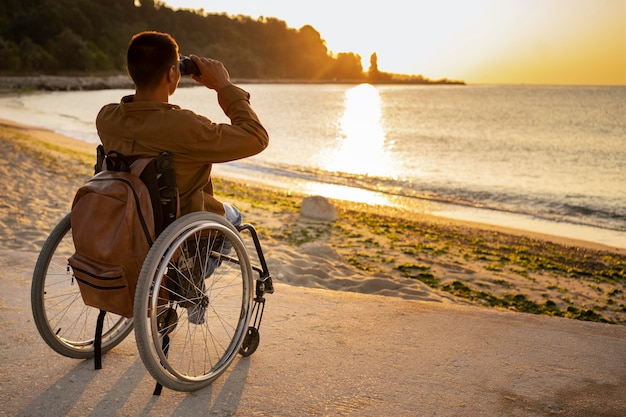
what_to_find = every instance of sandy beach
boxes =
[2,118,624,323]
[1,118,625,415]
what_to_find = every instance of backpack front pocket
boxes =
[69,253,134,317]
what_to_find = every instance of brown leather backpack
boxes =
[69,146,178,318]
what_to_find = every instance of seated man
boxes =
[96,31,269,323]
[96,31,269,227]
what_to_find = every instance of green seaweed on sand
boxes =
[214,185,625,324]
[441,281,611,323]
[397,264,439,288]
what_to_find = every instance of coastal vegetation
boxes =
[213,178,626,325]
[0,0,463,85]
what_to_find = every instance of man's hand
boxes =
[190,55,233,91]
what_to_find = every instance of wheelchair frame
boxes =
[30,211,273,392]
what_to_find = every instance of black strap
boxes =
[95,145,105,174]
[94,309,106,370]
[140,152,178,237]
[152,334,170,396]
[154,152,178,232]
[96,146,133,173]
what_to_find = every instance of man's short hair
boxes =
[127,31,179,90]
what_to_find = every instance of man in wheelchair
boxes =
[96,31,269,323]
[31,33,271,391]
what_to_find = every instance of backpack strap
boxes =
[110,151,135,172]
[95,145,134,173]
[151,152,179,233]
[128,157,153,175]
[94,309,106,370]
[95,145,106,174]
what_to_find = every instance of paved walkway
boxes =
[2,250,624,416]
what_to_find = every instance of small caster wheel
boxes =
[239,327,260,357]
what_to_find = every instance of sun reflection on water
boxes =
[302,182,393,207]
[324,84,396,178]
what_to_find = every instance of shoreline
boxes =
[1,75,623,95]
[1,75,622,94]
[1,83,623,248]
[213,162,626,252]
[1,118,624,324]
[0,74,135,92]
[0,74,463,93]
[1,107,623,252]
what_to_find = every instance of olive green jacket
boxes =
[96,85,269,216]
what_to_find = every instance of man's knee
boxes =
[223,203,242,227]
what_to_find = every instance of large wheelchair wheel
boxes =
[134,212,254,392]
[31,214,134,359]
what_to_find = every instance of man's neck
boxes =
[133,89,169,103]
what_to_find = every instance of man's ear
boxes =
[167,65,176,83]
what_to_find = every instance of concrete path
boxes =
[1,250,624,416]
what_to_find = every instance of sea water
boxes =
[1,84,624,248]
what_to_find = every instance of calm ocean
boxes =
[1,84,624,248]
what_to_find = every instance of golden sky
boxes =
[164,0,626,85]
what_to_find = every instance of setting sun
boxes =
[164,0,625,85]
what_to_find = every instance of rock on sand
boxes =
[299,196,338,221]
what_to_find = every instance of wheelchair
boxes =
[31,209,273,392]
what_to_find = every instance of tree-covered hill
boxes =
[0,0,463,84]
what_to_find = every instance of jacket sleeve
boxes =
[190,85,269,163]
